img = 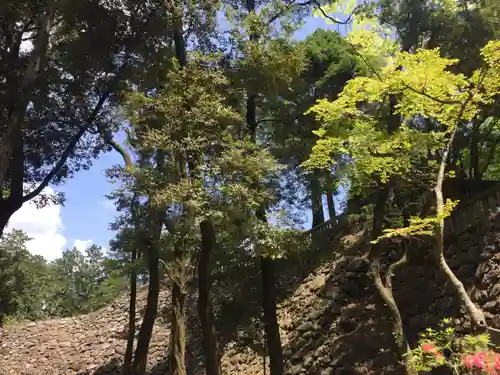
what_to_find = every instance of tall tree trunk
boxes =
[310,175,325,228]
[325,173,336,222]
[123,248,138,375]
[169,245,187,375]
[469,121,480,180]
[260,254,284,375]
[131,222,161,375]
[198,219,220,375]
[247,92,285,375]
[167,1,189,373]
[0,7,52,186]
[244,0,284,372]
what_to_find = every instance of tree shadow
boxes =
[275,249,406,375]
[209,226,348,363]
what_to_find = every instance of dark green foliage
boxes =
[0,230,127,322]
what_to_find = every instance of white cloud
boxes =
[5,187,67,261]
[73,239,92,252]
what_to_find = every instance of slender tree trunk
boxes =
[169,245,187,375]
[123,248,138,375]
[326,192,336,220]
[198,219,220,375]
[310,175,325,227]
[325,173,336,222]
[260,254,284,375]
[131,228,160,375]
[434,124,486,329]
[369,186,414,375]
[247,92,285,375]
[164,1,195,373]
[469,121,480,180]
[243,0,284,371]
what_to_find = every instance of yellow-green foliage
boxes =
[304,39,500,242]
[306,40,500,177]
[371,199,459,243]
[313,0,399,68]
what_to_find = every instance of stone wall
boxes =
[3,187,500,375]
[265,184,500,375]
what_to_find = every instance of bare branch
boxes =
[313,0,360,25]
[22,127,87,202]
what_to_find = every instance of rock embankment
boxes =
[0,288,172,375]
[2,212,500,375]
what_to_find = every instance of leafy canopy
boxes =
[304,40,500,240]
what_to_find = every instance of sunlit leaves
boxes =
[371,199,459,243]
[312,0,399,69]
[305,41,500,190]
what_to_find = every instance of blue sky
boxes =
[7,14,346,260]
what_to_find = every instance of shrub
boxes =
[409,318,500,374]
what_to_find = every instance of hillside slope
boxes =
[2,210,500,375]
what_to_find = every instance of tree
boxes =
[0,230,51,324]
[267,29,366,225]
[307,38,500,372]
[375,0,500,181]
[48,244,126,316]
[0,229,123,324]
[0,0,168,235]
[222,1,314,373]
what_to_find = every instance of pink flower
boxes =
[483,351,500,374]
[495,354,500,370]
[463,354,475,369]
[421,343,437,353]
[473,352,485,368]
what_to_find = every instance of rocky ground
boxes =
[2,209,500,375]
[0,226,398,375]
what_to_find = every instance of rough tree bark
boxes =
[123,247,138,375]
[131,213,162,375]
[169,244,187,375]
[198,219,221,375]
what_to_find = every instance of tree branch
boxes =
[98,127,133,169]
[313,0,360,25]
[22,85,116,203]
[22,126,87,202]
[403,84,461,105]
